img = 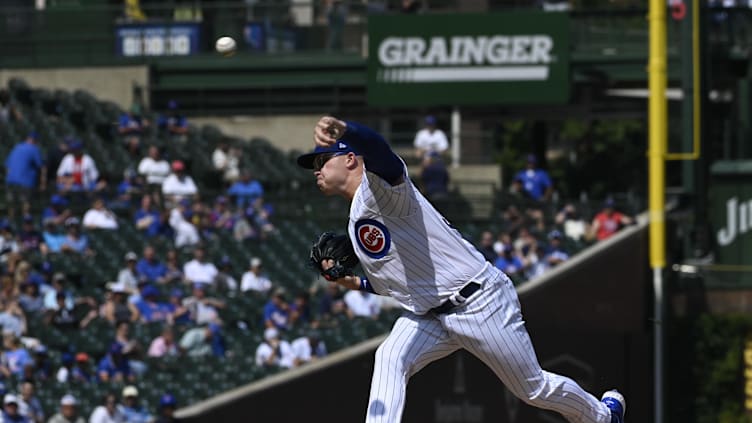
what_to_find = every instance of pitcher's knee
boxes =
[374,343,408,376]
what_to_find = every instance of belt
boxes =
[431,282,481,314]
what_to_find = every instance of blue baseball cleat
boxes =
[601,390,626,423]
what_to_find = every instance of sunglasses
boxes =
[313,152,345,171]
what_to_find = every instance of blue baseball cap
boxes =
[50,194,68,206]
[296,140,359,169]
[425,115,437,125]
[159,393,177,408]
[68,140,83,150]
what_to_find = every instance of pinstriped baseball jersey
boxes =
[348,162,488,315]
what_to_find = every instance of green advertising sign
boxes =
[710,161,752,280]
[367,12,570,107]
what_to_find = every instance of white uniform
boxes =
[349,162,612,423]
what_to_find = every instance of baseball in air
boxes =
[215,36,237,56]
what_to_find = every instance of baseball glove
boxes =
[310,232,359,281]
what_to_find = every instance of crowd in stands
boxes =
[0,79,636,421]
[0,81,408,421]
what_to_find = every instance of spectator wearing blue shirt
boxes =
[136,245,168,283]
[135,286,172,323]
[158,100,189,142]
[42,195,72,227]
[513,154,553,202]
[263,288,290,331]
[118,103,149,157]
[97,343,133,383]
[5,132,45,218]
[119,386,153,423]
[419,151,449,201]
[1,335,32,379]
[493,245,524,277]
[41,220,67,254]
[134,195,167,238]
[544,230,570,267]
[60,218,91,256]
[227,169,264,208]
[2,394,30,423]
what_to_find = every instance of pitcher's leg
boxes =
[450,284,612,423]
[366,313,459,423]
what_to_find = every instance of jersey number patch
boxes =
[355,219,391,259]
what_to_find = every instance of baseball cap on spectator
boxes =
[159,394,177,408]
[171,160,185,171]
[60,394,77,406]
[220,255,231,266]
[122,386,139,398]
[61,352,74,365]
[296,140,360,170]
[27,131,38,140]
[41,261,53,274]
[64,217,80,227]
[170,288,184,299]
[526,154,537,164]
[273,287,287,299]
[548,230,563,240]
[52,272,66,283]
[168,100,179,110]
[264,327,279,341]
[50,194,68,207]
[4,394,18,405]
[22,215,33,224]
[250,257,262,268]
[124,251,138,262]
[604,198,615,208]
[68,140,83,151]
[215,196,228,204]
[192,282,208,292]
[34,345,48,355]
[75,352,89,362]
[425,115,437,125]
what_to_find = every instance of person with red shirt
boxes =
[590,198,633,241]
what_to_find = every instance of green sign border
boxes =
[367,12,570,107]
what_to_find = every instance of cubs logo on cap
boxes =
[355,219,390,259]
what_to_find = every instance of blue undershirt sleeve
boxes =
[341,121,403,185]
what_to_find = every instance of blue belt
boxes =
[431,282,481,314]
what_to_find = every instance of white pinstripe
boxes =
[349,164,613,423]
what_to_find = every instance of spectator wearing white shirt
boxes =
[88,393,124,423]
[183,246,217,285]
[138,145,170,202]
[182,283,224,325]
[212,140,241,185]
[161,160,197,207]
[290,331,327,367]
[413,115,449,162]
[82,197,119,230]
[168,201,199,248]
[343,290,381,319]
[56,141,100,193]
[255,327,294,369]
[240,257,272,293]
[117,252,140,294]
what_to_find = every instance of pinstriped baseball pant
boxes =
[365,274,612,423]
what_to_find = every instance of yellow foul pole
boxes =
[648,0,667,421]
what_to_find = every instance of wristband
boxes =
[359,277,376,294]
